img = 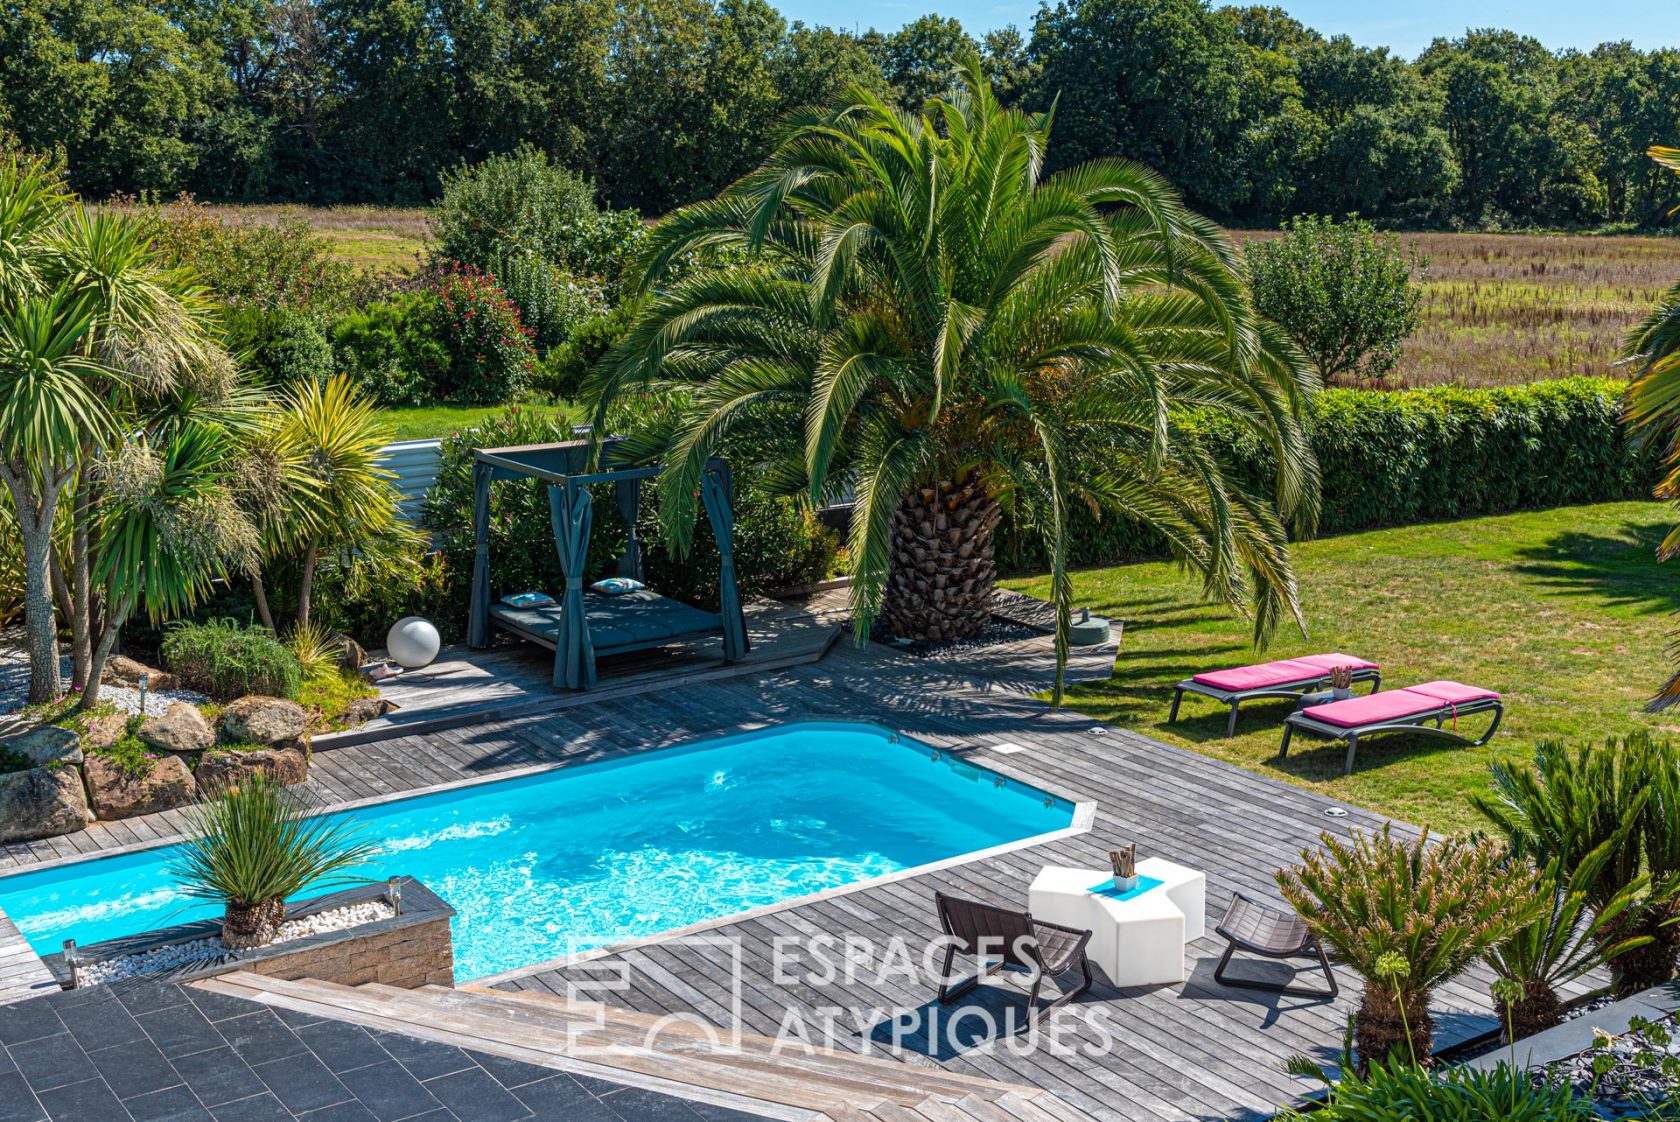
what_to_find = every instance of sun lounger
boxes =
[1280,680,1503,775]
[1169,654,1382,737]
[933,892,1093,1025]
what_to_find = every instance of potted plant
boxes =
[168,774,376,949]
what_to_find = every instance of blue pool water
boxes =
[0,722,1072,979]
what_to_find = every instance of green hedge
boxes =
[1001,378,1660,569]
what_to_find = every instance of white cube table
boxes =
[1028,859,1206,988]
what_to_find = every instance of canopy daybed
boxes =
[466,438,749,689]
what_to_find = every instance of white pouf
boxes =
[1029,858,1207,987]
[386,616,441,669]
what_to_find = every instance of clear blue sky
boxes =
[790,0,1680,59]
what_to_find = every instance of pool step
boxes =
[194,973,1102,1122]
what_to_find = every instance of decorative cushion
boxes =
[590,577,646,596]
[1193,657,1349,692]
[1303,683,1498,728]
[499,591,555,608]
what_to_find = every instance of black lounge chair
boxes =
[934,891,1093,1024]
[1213,893,1338,999]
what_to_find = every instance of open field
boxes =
[377,401,579,441]
[202,204,1680,389]
[1233,229,1680,388]
[1004,500,1680,835]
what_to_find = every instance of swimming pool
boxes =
[0,722,1076,979]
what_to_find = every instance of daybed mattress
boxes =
[489,589,722,652]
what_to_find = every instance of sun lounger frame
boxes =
[1279,696,1504,775]
[1169,666,1383,738]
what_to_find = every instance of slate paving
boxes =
[0,981,773,1122]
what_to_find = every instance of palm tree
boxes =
[1623,144,1680,707]
[592,57,1320,696]
[0,151,235,704]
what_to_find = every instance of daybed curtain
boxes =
[549,484,597,688]
[700,471,748,663]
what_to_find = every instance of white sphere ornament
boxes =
[387,616,441,669]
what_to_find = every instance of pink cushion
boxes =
[1303,683,1497,729]
[1294,653,1380,674]
[1405,680,1500,706]
[1192,653,1376,692]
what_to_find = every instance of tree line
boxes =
[2,0,1678,226]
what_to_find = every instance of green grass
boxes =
[379,402,579,442]
[1004,501,1680,835]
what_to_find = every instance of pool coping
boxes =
[0,721,1095,988]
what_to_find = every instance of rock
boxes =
[84,753,198,821]
[196,747,309,793]
[136,702,215,754]
[343,697,395,727]
[221,696,309,746]
[103,655,178,691]
[0,767,92,842]
[81,714,128,753]
[332,633,368,671]
[0,725,83,767]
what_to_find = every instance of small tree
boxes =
[1245,215,1427,383]
[1277,825,1542,1069]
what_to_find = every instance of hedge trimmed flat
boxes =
[1280,680,1504,775]
[1169,654,1382,737]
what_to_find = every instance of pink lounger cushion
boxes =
[1192,653,1379,693]
[1303,680,1499,729]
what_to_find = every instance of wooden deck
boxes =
[318,592,845,747]
[0,625,1560,1121]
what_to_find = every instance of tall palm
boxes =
[1623,144,1680,706]
[593,57,1319,697]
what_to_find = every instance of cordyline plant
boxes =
[1277,825,1543,1070]
[167,773,376,949]
[1471,735,1680,997]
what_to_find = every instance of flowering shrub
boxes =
[432,263,538,404]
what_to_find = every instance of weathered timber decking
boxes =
[318,593,844,748]
[0,633,1570,1121]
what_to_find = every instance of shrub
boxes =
[332,292,449,406]
[1245,214,1427,382]
[161,618,303,700]
[168,773,375,948]
[534,296,644,400]
[228,308,335,387]
[144,199,362,317]
[432,264,537,403]
[1001,377,1660,569]
[1276,1058,1592,1121]
[485,249,601,353]
[1277,825,1543,1069]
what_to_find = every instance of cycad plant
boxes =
[1277,825,1543,1069]
[168,773,375,949]
[1486,838,1651,1040]
[593,56,1319,700]
[1471,735,1680,997]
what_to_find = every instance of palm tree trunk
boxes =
[0,464,68,704]
[68,457,94,690]
[1499,978,1563,1041]
[77,589,133,712]
[879,473,1000,642]
[252,573,275,632]
[1354,985,1433,1073]
[1605,906,1680,997]
[296,538,319,629]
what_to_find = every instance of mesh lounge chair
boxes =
[933,891,1093,1024]
[1280,680,1504,775]
[1169,654,1382,737]
[1213,893,1338,999]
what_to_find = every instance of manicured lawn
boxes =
[378,402,579,442]
[1004,501,1680,835]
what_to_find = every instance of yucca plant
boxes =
[1487,837,1652,1040]
[1472,735,1680,997]
[168,773,376,948]
[1277,825,1543,1069]
[285,621,342,680]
